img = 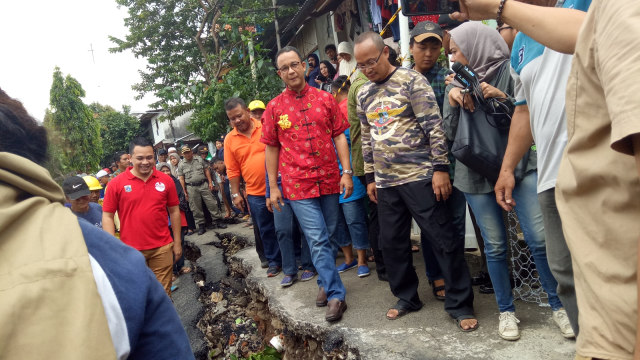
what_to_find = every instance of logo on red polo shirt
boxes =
[124,185,132,192]
[155,182,166,192]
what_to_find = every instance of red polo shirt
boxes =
[261,84,349,200]
[103,167,179,250]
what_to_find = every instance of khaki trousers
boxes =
[140,242,174,296]
[187,182,220,225]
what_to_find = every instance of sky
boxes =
[0,0,158,121]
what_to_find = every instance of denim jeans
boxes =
[422,187,467,282]
[289,194,346,301]
[272,199,314,275]
[247,195,282,267]
[334,198,370,250]
[464,171,562,312]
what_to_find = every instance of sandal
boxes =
[429,280,446,301]
[455,316,479,332]
[386,302,422,320]
[179,267,191,274]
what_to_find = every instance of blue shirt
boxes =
[72,202,103,228]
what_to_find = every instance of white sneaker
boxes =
[552,309,576,339]
[499,311,521,340]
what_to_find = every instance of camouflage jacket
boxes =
[357,67,450,188]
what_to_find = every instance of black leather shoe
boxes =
[479,283,494,294]
[198,225,206,235]
[472,271,491,286]
[325,299,347,322]
[316,287,328,307]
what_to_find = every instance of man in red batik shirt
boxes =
[262,46,353,322]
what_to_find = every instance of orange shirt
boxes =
[224,118,267,196]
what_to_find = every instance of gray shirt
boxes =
[442,62,537,194]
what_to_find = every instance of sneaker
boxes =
[552,309,575,339]
[280,275,297,287]
[267,266,281,277]
[300,270,316,282]
[357,265,370,278]
[498,311,520,341]
[336,259,358,273]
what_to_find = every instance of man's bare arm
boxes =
[453,0,585,53]
[102,211,116,236]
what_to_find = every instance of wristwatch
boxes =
[231,193,240,198]
[343,170,353,176]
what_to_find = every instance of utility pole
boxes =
[272,0,281,50]
[88,43,95,64]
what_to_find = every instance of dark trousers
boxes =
[360,176,385,275]
[247,195,282,266]
[377,180,474,319]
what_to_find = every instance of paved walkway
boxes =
[225,221,576,360]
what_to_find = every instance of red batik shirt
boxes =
[261,84,350,200]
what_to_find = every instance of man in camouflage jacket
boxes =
[354,32,477,330]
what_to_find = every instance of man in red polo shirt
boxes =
[262,46,353,322]
[224,98,282,277]
[103,137,182,296]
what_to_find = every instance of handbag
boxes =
[450,95,530,183]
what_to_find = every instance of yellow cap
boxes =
[248,100,266,111]
[83,175,103,190]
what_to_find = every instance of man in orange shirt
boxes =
[224,97,282,277]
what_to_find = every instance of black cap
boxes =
[158,148,168,155]
[62,176,91,200]
[410,21,444,43]
[438,14,466,31]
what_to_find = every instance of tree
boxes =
[109,0,295,117]
[189,46,283,142]
[89,103,144,167]
[45,67,103,178]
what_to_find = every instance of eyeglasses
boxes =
[497,26,513,33]
[356,46,386,71]
[278,61,301,72]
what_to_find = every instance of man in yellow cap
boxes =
[177,145,225,235]
[248,100,265,120]
[82,175,103,204]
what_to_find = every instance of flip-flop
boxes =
[455,316,479,332]
[386,302,422,320]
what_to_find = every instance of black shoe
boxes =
[472,271,491,286]
[479,283,494,294]
[377,271,389,282]
[198,225,206,235]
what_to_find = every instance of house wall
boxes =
[150,110,196,146]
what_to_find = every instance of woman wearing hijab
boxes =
[337,41,358,78]
[442,22,566,342]
[305,53,321,88]
[314,60,337,92]
[168,152,180,178]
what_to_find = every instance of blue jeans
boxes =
[272,199,314,275]
[334,198,369,250]
[289,194,346,301]
[247,195,282,267]
[463,171,562,312]
[422,187,467,282]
